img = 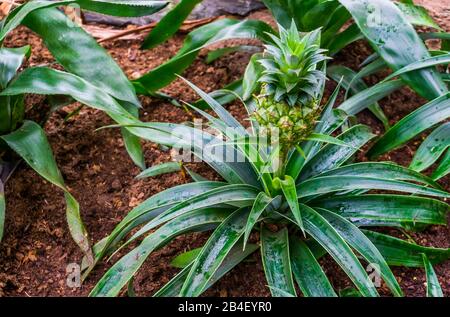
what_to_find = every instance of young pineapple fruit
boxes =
[254,22,328,152]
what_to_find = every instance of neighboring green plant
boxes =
[261,1,450,179]
[330,50,450,180]
[89,25,449,297]
[141,0,203,50]
[0,0,171,263]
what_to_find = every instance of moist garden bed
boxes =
[0,3,449,297]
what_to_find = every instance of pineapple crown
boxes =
[258,21,329,107]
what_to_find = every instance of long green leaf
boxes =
[305,133,357,149]
[1,67,134,120]
[136,162,181,179]
[242,53,264,100]
[180,208,249,297]
[23,7,140,106]
[363,230,450,267]
[316,208,403,297]
[3,72,173,176]
[318,162,441,189]
[396,2,442,30]
[112,121,261,187]
[369,92,450,158]
[300,204,379,297]
[23,7,146,167]
[243,192,274,250]
[355,57,386,80]
[0,46,29,135]
[410,123,450,173]
[328,23,364,55]
[136,19,274,92]
[90,208,230,297]
[125,185,258,248]
[180,77,245,132]
[0,68,151,174]
[321,5,351,45]
[313,194,449,227]
[136,19,235,92]
[1,121,92,263]
[420,32,450,42]
[0,0,167,43]
[261,0,305,30]
[0,161,18,242]
[75,0,168,17]
[192,79,244,110]
[0,95,15,135]
[338,79,404,116]
[290,238,337,297]
[327,65,389,130]
[297,176,450,199]
[0,0,71,42]
[96,181,226,260]
[260,227,296,297]
[0,46,30,89]
[206,46,255,64]
[302,1,340,31]
[122,127,145,170]
[120,104,145,170]
[422,254,444,297]
[142,0,201,49]
[279,176,304,234]
[383,53,450,83]
[299,125,376,181]
[432,149,450,180]
[338,0,447,100]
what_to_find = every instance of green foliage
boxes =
[135,18,275,93]
[141,0,202,49]
[136,162,182,179]
[90,74,449,296]
[134,0,446,98]
[86,9,450,289]
[0,0,170,258]
[130,1,449,179]
[171,248,202,269]
[337,0,446,100]
[2,121,92,261]
[423,254,444,297]
[1,0,448,298]
[368,93,450,180]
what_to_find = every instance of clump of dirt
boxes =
[0,5,449,297]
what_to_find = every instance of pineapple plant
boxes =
[254,23,328,171]
[87,24,450,297]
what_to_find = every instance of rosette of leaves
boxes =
[0,0,171,263]
[89,75,450,296]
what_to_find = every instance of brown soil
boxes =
[0,4,449,297]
